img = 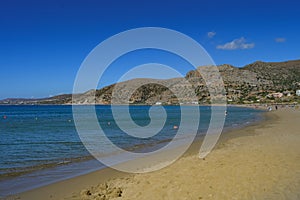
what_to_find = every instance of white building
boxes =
[267,92,283,98]
[296,90,300,96]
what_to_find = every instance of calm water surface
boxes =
[0,105,264,197]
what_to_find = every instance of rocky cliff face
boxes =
[244,60,300,90]
[1,60,300,105]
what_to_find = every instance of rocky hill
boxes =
[244,60,300,90]
[1,60,300,105]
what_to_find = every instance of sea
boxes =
[0,105,264,197]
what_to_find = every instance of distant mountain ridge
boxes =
[1,59,300,105]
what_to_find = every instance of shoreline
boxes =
[0,106,264,198]
[0,103,298,107]
[7,108,300,199]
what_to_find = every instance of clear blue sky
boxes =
[0,0,299,99]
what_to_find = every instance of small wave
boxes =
[0,141,82,146]
[0,156,94,180]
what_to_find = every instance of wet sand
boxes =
[7,109,300,200]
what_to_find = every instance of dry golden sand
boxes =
[10,109,300,200]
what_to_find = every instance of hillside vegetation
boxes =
[1,60,300,105]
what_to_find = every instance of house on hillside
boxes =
[296,90,300,96]
[267,92,283,98]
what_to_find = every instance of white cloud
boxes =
[207,31,216,38]
[216,37,255,50]
[275,37,286,43]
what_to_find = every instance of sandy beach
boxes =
[7,108,300,200]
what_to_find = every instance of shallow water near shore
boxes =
[0,105,264,197]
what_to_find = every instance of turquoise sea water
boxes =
[0,105,263,197]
